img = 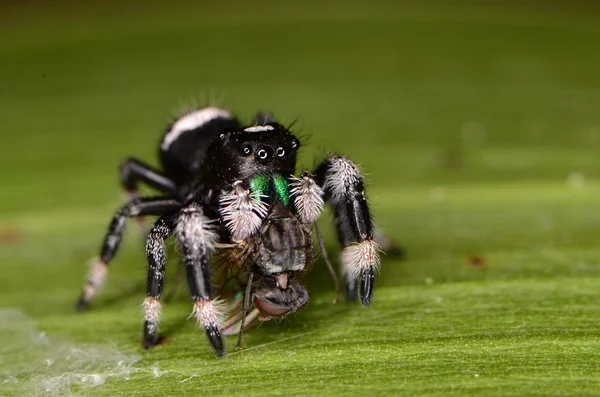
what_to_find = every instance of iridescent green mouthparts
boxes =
[250,174,290,206]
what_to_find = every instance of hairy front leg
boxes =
[314,156,380,307]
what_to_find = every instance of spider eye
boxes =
[241,144,252,156]
[257,149,269,160]
[219,133,227,140]
[276,147,285,157]
[290,139,300,150]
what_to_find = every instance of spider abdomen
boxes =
[160,107,240,186]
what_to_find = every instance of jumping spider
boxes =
[76,107,382,357]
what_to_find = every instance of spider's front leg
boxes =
[76,196,181,311]
[314,156,380,307]
[176,203,226,357]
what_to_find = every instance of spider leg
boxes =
[164,240,238,303]
[314,156,380,307]
[120,157,178,196]
[75,196,181,311]
[176,203,225,357]
[120,158,180,234]
[143,216,173,348]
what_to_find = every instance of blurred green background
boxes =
[2,1,600,396]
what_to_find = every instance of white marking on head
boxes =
[161,107,233,150]
[341,239,381,279]
[323,156,362,200]
[290,174,324,224]
[244,125,275,132]
[176,203,218,256]
[192,299,226,330]
[219,180,268,240]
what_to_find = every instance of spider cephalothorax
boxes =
[75,106,382,357]
[201,124,300,188]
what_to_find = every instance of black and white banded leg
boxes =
[143,216,173,348]
[75,196,181,311]
[314,156,380,307]
[176,203,226,356]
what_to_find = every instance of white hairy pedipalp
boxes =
[290,174,324,224]
[219,181,268,240]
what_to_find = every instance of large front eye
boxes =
[257,149,268,160]
[255,147,273,163]
[276,147,285,157]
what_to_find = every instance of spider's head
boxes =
[204,124,301,184]
[249,202,312,318]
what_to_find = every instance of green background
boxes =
[1,1,600,395]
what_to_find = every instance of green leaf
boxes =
[2,1,600,396]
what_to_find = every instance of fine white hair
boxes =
[161,107,233,150]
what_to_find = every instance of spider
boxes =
[75,107,383,357]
